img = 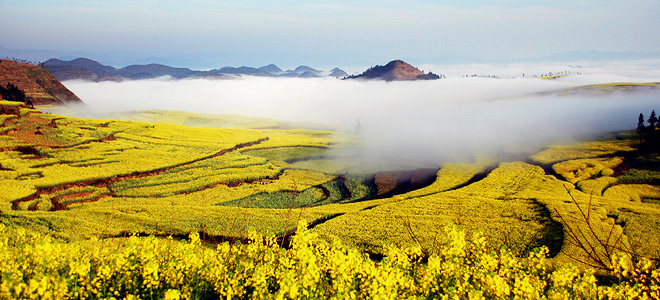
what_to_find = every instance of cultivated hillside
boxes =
[0,59,83,105]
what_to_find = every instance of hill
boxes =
[43,58,122,82]
[43,59,197,81]
[329,67,349,78]
[293,65,321,75]
[117,63,196,79]
[0,59,83,105]
[346,60,440,81]
[43,57,117,75]
[258,64,283,74]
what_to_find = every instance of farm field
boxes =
[2,92,660,297]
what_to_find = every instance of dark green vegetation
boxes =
[0,83,27,104]
[220,175,377,209]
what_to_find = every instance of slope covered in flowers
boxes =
[2,100,660,285]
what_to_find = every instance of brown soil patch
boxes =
[52,191,94,203]
[373,168,438,197]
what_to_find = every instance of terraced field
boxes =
[2,99,660,271]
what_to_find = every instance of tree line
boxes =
[0,83,32,107]
[636,110,660,146]
[1,57,42,66]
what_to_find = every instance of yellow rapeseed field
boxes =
[1,100,660,297]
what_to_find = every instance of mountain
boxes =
[0,59,83,105]
[44,59,198,81]
[345,60,440,81]
[258,64,283,74]
[44,58,197,81]
[293,65,321,75]
[118,64,196,79]
[43,58,122,82]
[41,65,101,82]
[43,58,117,75]
[329,67,348,78]
[299,71,320,78]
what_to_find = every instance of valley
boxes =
[2,96,659,268]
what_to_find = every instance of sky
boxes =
[2,0,660,69]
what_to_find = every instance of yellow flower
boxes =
[164,289,182,300]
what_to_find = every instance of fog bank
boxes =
[61,63,660,166]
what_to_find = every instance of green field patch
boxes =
[220,175,377,209]
[218,189,324,209]
[617,168,660,183]
[629,153,660,170]
[343,175,378,201]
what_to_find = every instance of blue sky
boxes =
[1,0,659,69]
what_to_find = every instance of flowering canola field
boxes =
[1,100,660,297]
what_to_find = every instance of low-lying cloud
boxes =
[60,61,660,168]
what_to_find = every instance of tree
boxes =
[637,113,647,136]
[648,110,658,132]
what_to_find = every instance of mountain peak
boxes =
[293,65,321,75]
[258,64,283,74]
[346,60,439,81]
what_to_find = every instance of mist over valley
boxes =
[58,60,660,169]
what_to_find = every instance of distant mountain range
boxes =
[41,58,349,82]
[4,45,660,71]
[345,60,440,81]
